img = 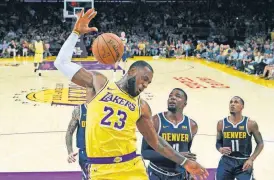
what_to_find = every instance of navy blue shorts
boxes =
[122,52,128,62]
[79,149,88,180]
[147,163,188,180]
[216,156,253,180]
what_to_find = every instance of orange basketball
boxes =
[92,33,124,65]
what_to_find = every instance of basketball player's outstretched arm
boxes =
[65,106,80,163]
[54,9,107,89]
[242,120,264,171]
[141,114,176,162]
[137,99,208,179]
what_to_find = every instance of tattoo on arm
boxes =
[250,121,264,161]
[65,106,80,154]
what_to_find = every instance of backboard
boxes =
[63,0,94,19]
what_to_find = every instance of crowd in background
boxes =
[0,1,274,79]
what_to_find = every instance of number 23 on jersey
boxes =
[100,106,128,130]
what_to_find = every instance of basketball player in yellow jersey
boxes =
[33,36,45,76]
[54,9,208,180]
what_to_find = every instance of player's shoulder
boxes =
[140,98,152,116]
[189,118,198,127]
[217,119,224,124]
[152,111,165,123]
[247,118,258,129]
[217,119,224,130]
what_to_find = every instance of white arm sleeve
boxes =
[54,32,82,80]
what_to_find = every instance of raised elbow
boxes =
[53,59,60,69]
[259,142,264,149]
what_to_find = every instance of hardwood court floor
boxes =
[0,56,273,179]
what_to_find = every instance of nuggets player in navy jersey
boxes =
[55,9,208,180]
[65,103,88,180]
[142,88,198,180]
[215,96,264,180]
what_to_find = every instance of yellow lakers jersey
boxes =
[35,41,43,54]
[86,81,141,158]
[121,37,127,46]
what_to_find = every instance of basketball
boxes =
[92,33,124,64]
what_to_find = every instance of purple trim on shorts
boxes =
[87,151,138,164]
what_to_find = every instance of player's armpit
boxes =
[248,120,264,161]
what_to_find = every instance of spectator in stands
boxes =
[235,47,246,70]
[183,41,191,57]
[138,40,146,56]
[261,64,274,79]
[150,41,159,56]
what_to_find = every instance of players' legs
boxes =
[37,54,44,76]
[235,171,253,180]
[34,53,43,76]
[147,165,165,180]
[234,159,253,180]
[37,62,43,76]
[79,149,88,180]
[148,163,186,180]
[34,62,37,72]
[216,156,235,180]
[112,61,120,82]
[121,52,127,75]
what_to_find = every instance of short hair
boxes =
[129,60,154,73]
[233,96,244,105]
[173,88,188,102]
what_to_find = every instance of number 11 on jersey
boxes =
[173,143,180,151]
[231,140,239,152]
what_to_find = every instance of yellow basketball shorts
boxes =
[87,156,148,180]
[34,53,43,63]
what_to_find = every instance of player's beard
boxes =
[127,76,138,97]
[168,106,177,113]
[230,111,236,116]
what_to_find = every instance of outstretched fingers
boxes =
[76,9,84,20]
[83,8,97,20]
[88,27,98,33]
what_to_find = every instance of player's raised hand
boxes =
[184,160,209,180]
[73,8,98,35]
[67,152,78,163]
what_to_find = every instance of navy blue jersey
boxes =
[222,116,252,158]
[76,104,87,150]
[158,113,192,152]
[152,112,192,169]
